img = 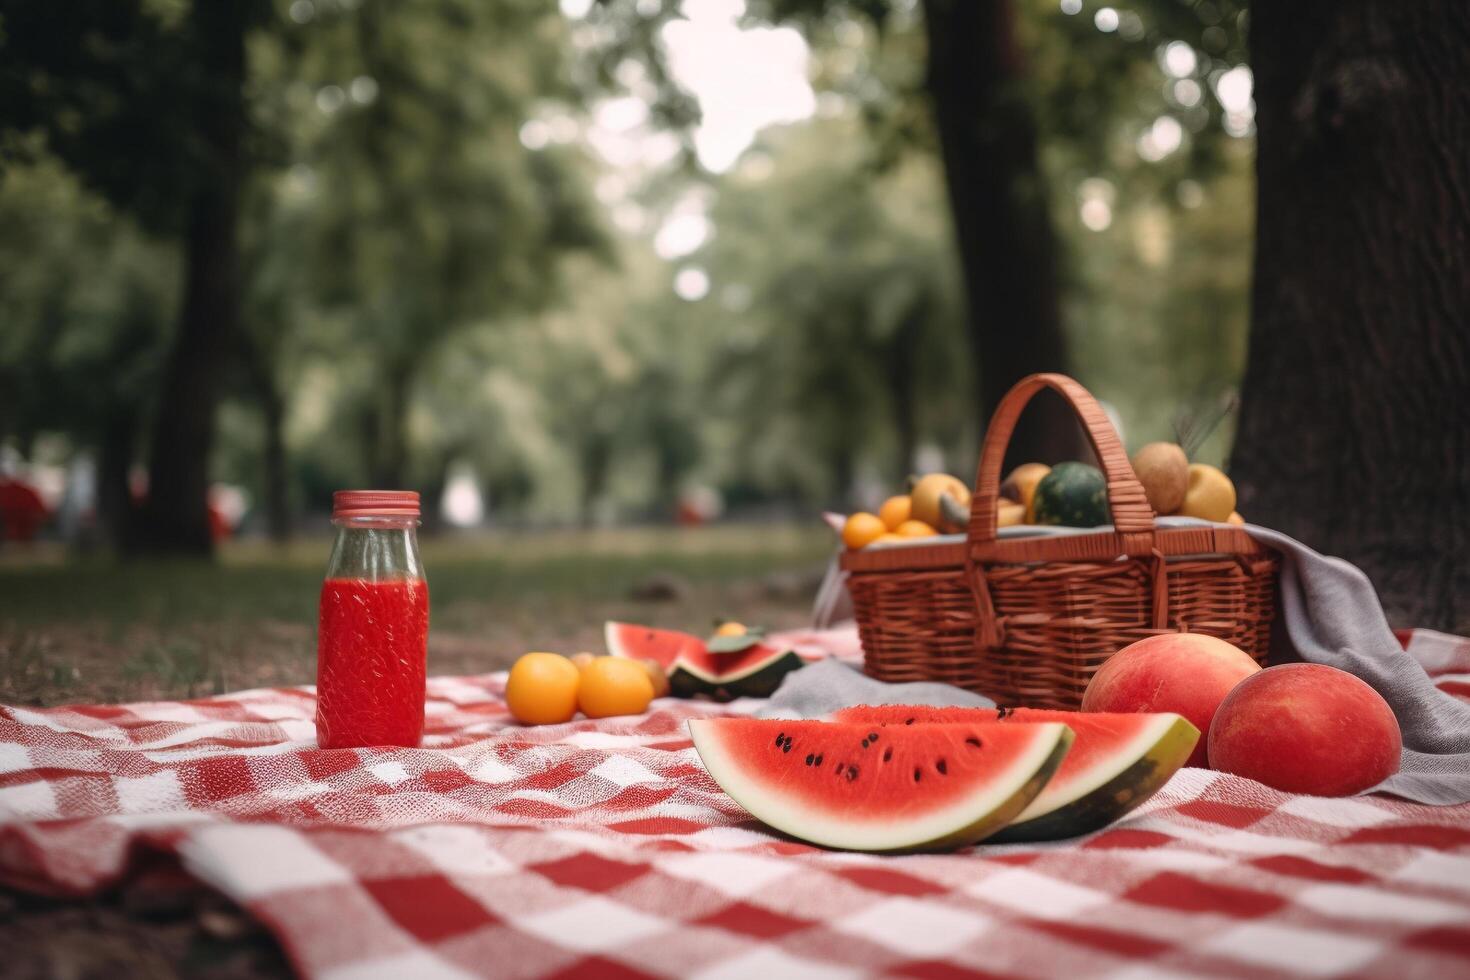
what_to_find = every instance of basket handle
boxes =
[968,373,1155,551]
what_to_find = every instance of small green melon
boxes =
[1031,461,1109,528]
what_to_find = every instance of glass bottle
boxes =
[316,490,429,749]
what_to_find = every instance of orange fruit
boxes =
[910,474,970,530]
[878,495,912,531]
[842,512,887,550]
[715,621,747,638]
[870,533,907,546]
[578,657,655,718]
[506,652,581,725]
[639,658,671,698]
[895,520,938,538]
[569,652,596,673]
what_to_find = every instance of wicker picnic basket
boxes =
[842,373,1277,709]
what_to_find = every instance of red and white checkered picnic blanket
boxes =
[4,628,1470,979]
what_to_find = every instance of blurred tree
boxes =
[269,0,607,497]
[0,0,270,554]
[0,161,177,548]
[1233,2,1470,630]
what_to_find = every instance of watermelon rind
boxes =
[668,648,805,701]
[688,719,1074,853]
[604,621,707,670]
[831,705,1199,841]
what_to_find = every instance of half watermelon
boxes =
[605,621,806,701]
[688,718,1073,852]
[830,705,1198,841]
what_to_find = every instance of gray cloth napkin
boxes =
[787,517,1470,804]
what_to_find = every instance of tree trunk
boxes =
[134,1,248,556]
[259,385,291,542]
[921,0,1081,468]
[1234,1,1470,631]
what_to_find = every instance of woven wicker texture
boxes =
[843,373,1277,709]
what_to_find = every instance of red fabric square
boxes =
[1343,824,1470,848]
[302,750,359,781]
[836,866,949,897]
[1083,828,1177,850]
[1406,926,1470,957]
[1175,799,1272,829]
[1125,872,1285,918]
[524,758,595,791]
[1248,855,1373,884]
[419,769,473,793]
[891,960,1013,979]
[607,817,707,836]
[698,900,812,938]
[178,756,256,804]
[1032,919,1173,958]
[529,853,650,894]
[541,956,661,980]
[362,874,498,942]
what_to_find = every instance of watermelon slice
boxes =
[830,705,1198,842]
[605,621,806,701]
[688,718,1073,852]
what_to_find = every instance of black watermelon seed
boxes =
[775,733,784,746]
[913,768,922,782]
[868,733,878,741]
[814,754,823,765]
[782,741,792,753]
[860,738,869,748]
[805,753,814,765]
[883,747,893,762]
[905,718,915,725]
[936,759,948,775]
[966,737,983,748]
[846,765,859,781]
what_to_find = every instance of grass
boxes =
[0,523,835,706]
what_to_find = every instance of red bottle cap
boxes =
[332,490,421,519]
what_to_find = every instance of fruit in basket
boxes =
[998,500,1025,528]
[878,495,912,531]
[871,533,906,545]
[1209,664,1401,796]
[1179,463,1236,522]
[895,519,938,538]
[1000,463,1051,519]
[1130,442,1189,515]
[832,705,1199,841]
[842,512,887,550]
[1031,462,1109,528]
[507,652,582,725]
[1227,511,1245,525]
[688,717,1073,851]
[1082,633,1260,768]
[578,656,655,718]
[605,621,807,701]
[910,473,971,532]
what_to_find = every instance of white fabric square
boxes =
[1276,795,1396,828]
[516,895,667,952]
[655,851,797,899]
[0,778,57,821]
[466,753,520,784]
[587,754,660,788]
[1296,883,1468,925]
[391,825,516,878]
[319,949,479,980]
[969,868,1110,920]
[368,762,410,786]
[114,769,186,813]
[834,897,989,957]
[180,825,354,899]
[0,742,30,774]
[1202,922,1380,976]
[1393,851,1470,891]
[691,947,859,980]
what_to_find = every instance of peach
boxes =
[1208,664,1401,796]
[1082,633,1261,768]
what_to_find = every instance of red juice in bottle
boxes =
[315,491,429,749]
